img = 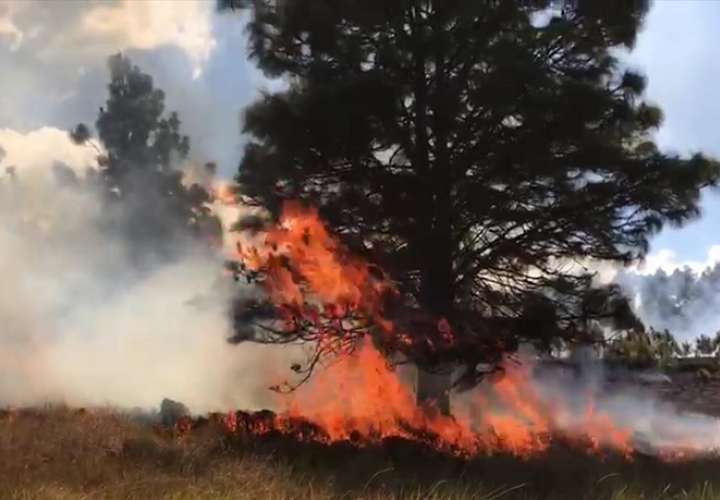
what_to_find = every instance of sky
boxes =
[625,0,720,270]
[0,0,718,271]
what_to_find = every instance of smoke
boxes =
[529,359,720,455]
[3,135,718,458]
[0,131,298,414]
[450,348,720,456]
[0,133,718,459]
[569,250,720,341]
[616,248,720,340]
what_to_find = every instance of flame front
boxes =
[236,201,391,312]
[225,200,708,460]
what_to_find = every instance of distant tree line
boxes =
[606,327,720,370]
[619,263,720,340]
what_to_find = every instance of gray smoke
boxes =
[617,258,720,341]
[0,143,299,414]
[530,357,720,455]
[451,347,720,456]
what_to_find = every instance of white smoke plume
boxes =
[562,251,720,342]
[450,348,720,456]
[616,248,720,341]
[528,357,720,455]
[0,129,297,414]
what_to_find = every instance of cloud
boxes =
[80,0,216,78]
[617,1,720,263]
[2,0,216,77]
[0,127,98,176]
[0,1,264,176]
[627,246,720,276]
[627,1,720,156]
[0,2,22,51]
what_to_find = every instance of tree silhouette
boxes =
[681,341,693,357]
[225,1,719,412]
[72,54,221,267]
[606,327,681,369]
[620,262,720,339]
[696,334,716,357]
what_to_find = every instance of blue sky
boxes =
[0,0,717,266]
[627,1,720,263]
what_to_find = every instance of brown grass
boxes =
[2,407,720,499]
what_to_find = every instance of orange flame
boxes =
[227,200,646,459]
[213,182,239,206]
[237,201,391,310]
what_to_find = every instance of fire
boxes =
[281,341,548,457]
[213,182,239,206]
[224,199,689,460]
[236,201,392,311]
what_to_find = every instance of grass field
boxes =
[2,407,720,499]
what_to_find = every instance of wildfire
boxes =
[222,200,701,460]
[236,201,393,313]
[213,182,238,206]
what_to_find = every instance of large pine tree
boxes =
[224,0,719,412]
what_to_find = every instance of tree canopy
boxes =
[224,0,720,409]
[72,54,221,266]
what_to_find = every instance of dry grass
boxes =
[2,407,720,499]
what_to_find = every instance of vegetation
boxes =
[71,54,221,268]
[621,263,720,340]
[5,408,720,500]
[4,407,720,499]
[606,328,720,371]
[223,0,720,411]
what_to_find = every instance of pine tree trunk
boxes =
[415,182,454,415]
[412,11,454,416]
[416,367,451,415]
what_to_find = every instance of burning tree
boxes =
[222,0,720,412]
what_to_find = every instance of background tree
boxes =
[713,331,720,353]
[619,262,720,340]
[607,329,656,369]
[651,328,680,368]
[72,54,221,268]
[224,0,719,412]
[681,341,693,357]
[695,334,716,357]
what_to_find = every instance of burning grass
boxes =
[2,406,720,499]
[226,202,654,460]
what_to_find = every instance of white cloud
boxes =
[81,0,216,78]
[0,1,258,175]
[628,246,720,276]
[0,127,98,177]
[628,1,720,156]
[0,1,216,77]
[0,1,22,51]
